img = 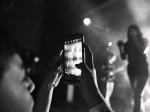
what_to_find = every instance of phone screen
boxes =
[64,38,83,76]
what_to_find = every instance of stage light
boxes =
[144,46,149,54]
[83,18,91,26]
[108,42,112,46]
[34,57,39,62]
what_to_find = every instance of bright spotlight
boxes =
[108,42,112,46]
[144,46,149,54]
[83,18,91,26]
[34,57,39,62]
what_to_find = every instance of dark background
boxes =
[1,0,150,112]
[0,0,110,109]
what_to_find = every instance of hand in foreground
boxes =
[44,48,63,87]
[75,43,105,109]
[76,43,98,89]
[33,48,63,112]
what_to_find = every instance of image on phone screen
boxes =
[64,38,83,76]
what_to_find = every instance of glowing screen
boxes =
[64,38,82,76]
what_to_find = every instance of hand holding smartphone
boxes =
[63,33,85,86]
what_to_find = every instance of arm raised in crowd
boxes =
[33,49,63,112]
[76,43,114,112]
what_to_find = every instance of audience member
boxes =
[0,27,113,112]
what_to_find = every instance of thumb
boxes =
[75,62,90,72]
[75,62,85,69]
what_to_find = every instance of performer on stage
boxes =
[117,24,149,112]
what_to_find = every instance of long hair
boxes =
[127,24,145,45]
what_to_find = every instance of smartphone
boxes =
[63,33,85,85]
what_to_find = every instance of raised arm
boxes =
[33,50,63,112]
[75,43,114,112]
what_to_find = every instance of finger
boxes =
[54,74,63,87]
[52,49,63,62]
[75,62,89,80]
[57,65,63,77]
[47,44,63,65]
[54,44,63,60]
[52,59,63,71]
[46,59,63,75]
[75,62,91,73]
[75,62,95,85]
[47,49,63,69]
[83,43,94,70]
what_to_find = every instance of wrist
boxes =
[40,77,55,92]
[42,74,56,85]
[83,87,105,109]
